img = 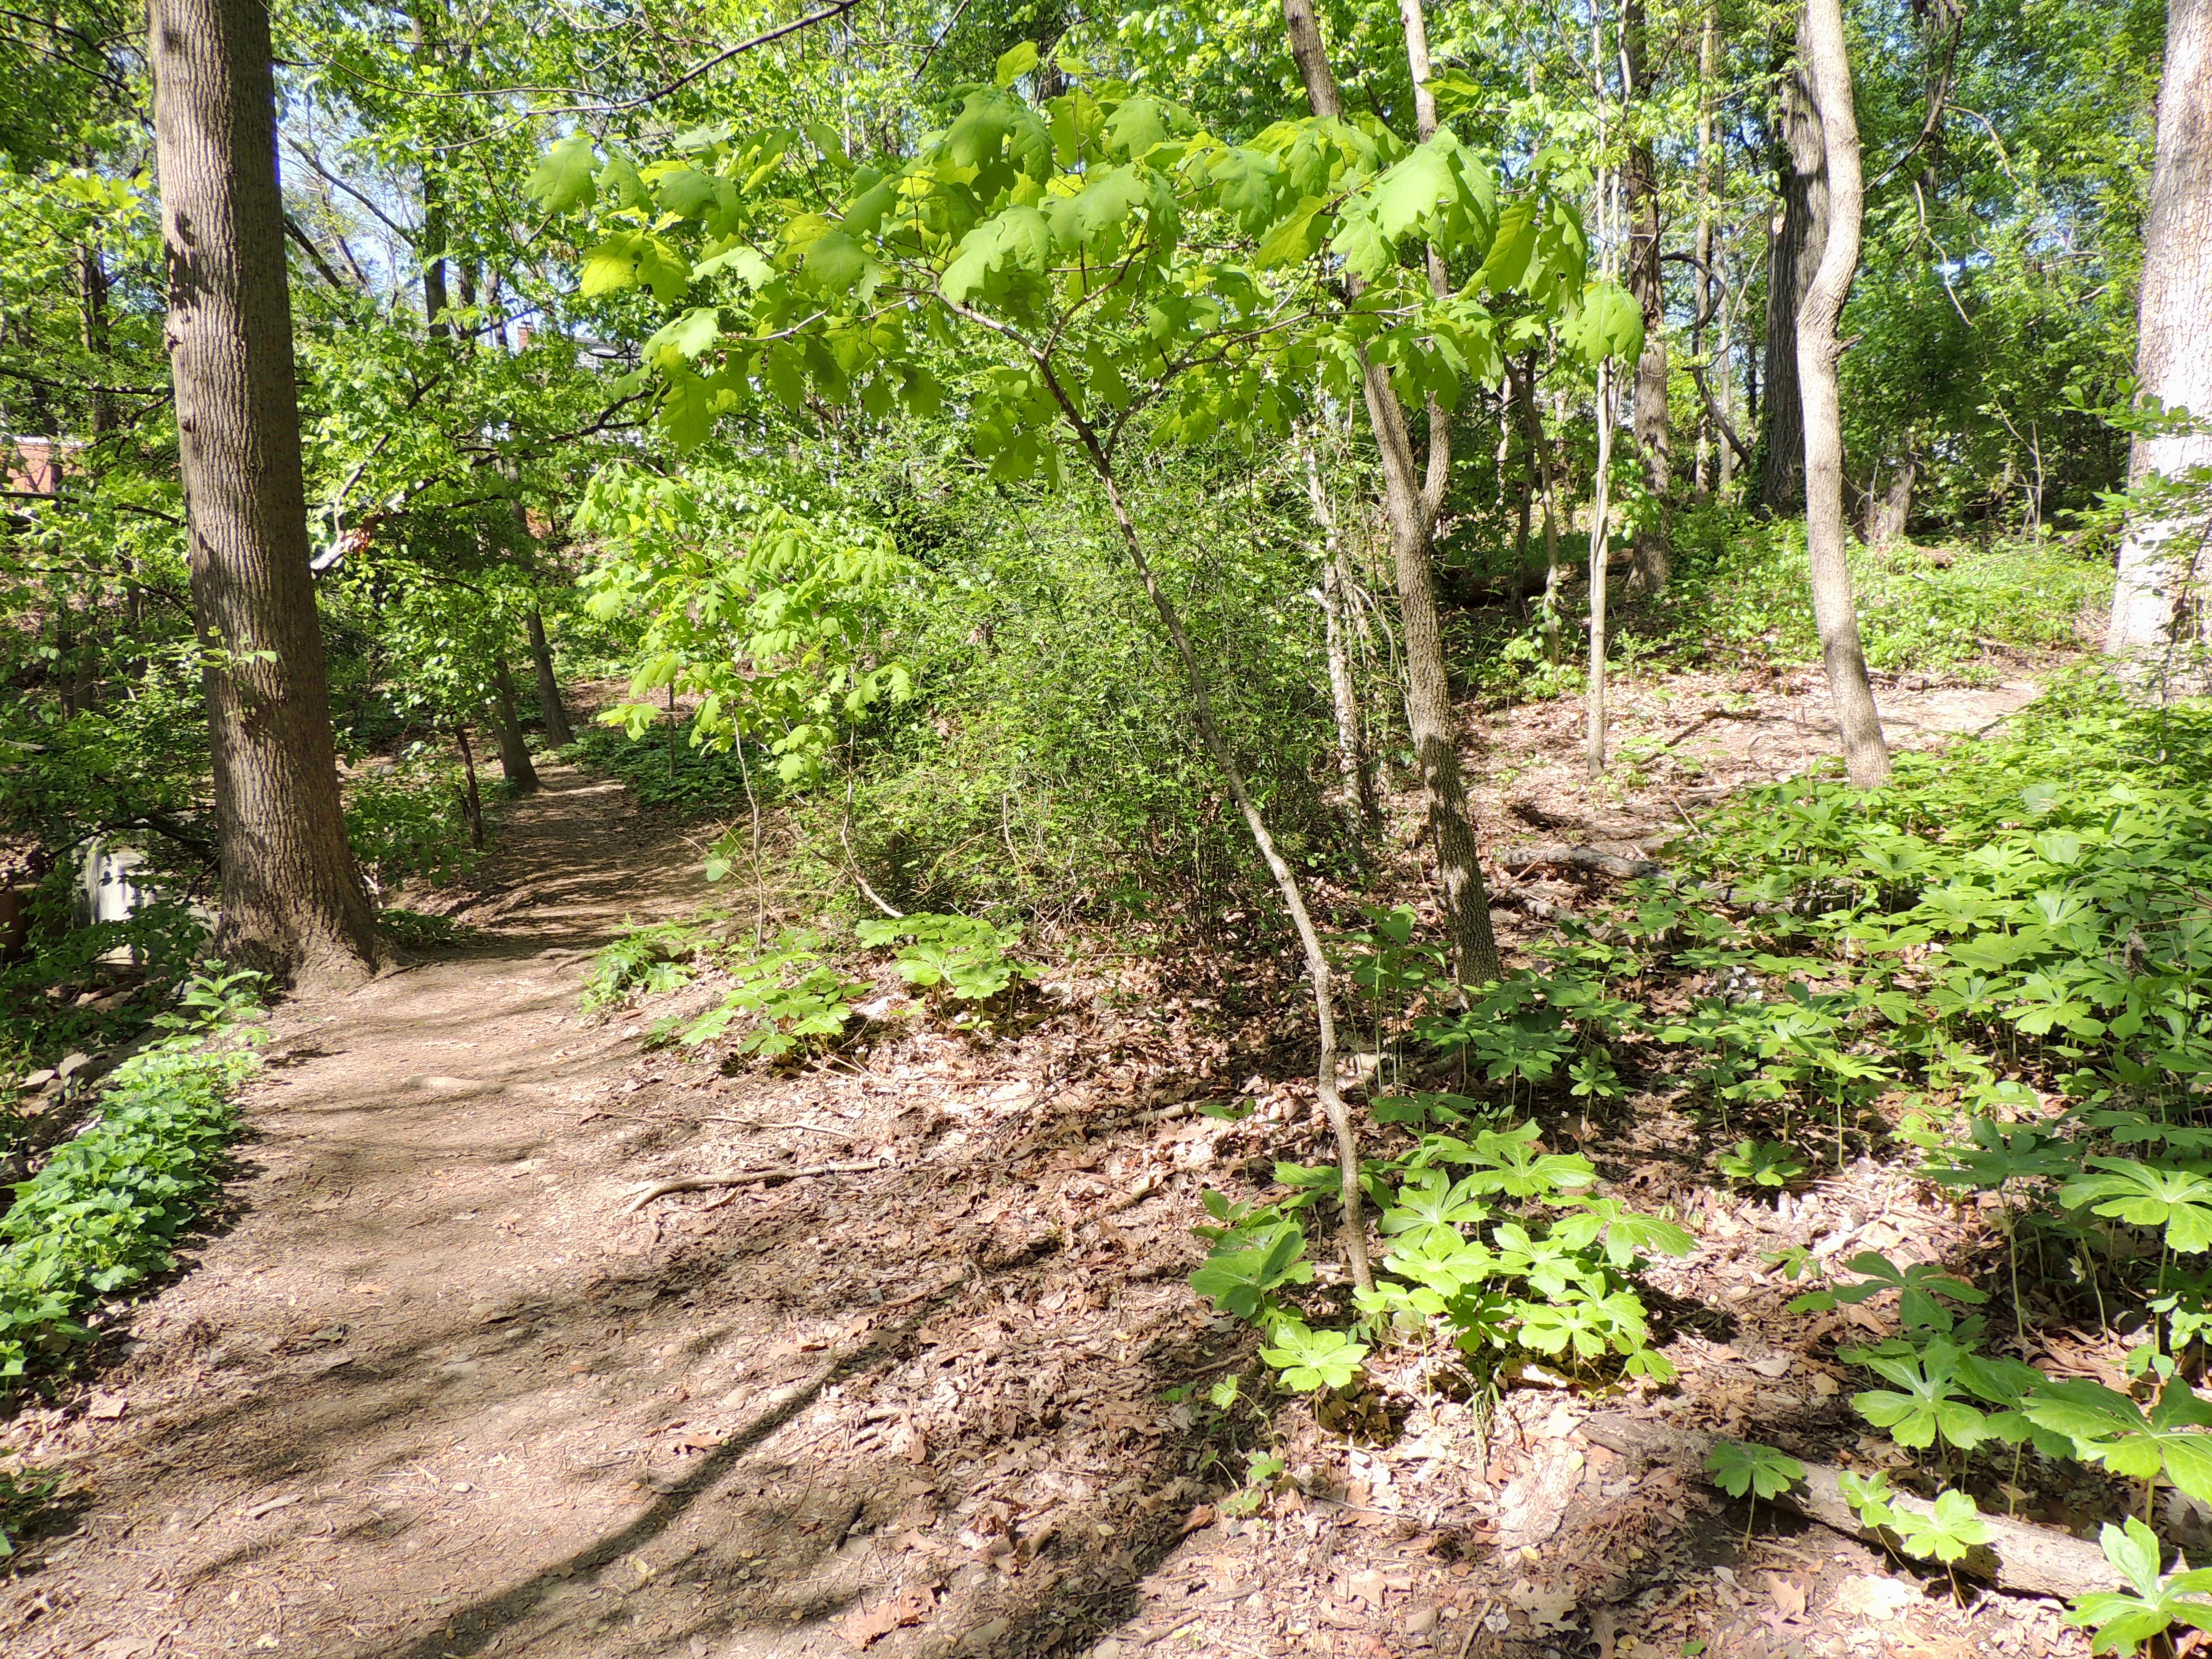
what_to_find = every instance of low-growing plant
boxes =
[1717,1139,1806,1189]
[1706,1438,1803,1537]
[2066,1518,2212,1655]
[0,1464,61,1558]
[856,912,1037,1002]
[582,919,719,1010]
[666,929,870,1061]
[0,964,265,1380]
[1191,1112,1692,1397]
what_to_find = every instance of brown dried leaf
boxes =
[832,1585,936,1650]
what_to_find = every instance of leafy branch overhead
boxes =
[527,58,1639,473]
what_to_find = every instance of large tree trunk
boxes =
[150,0,378,988]
[1623,0,1671,593]
[1797,0,1891,788]
[2109,0,2212,655]
[525,608,575,748]
[1760,21,1827,515]
[1284,0,1505,990]
[488,656,540,793]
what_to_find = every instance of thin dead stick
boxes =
[624,1159,886,1213]
[705,1116,851,1136]
[1660,705,1763,748]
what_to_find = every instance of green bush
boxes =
[345,741,484,893]
[0,966,264,1380]
[1664,505,2111,673]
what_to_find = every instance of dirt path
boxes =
[2,678,2086,1659]
[0,766,1290,1659]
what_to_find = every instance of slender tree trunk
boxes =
[1588,362,1617,778]
[1761,18,1827,514]
[525,608,575,748]
[1284,0,1504,990]
[454,725,485,849]
[1512,354,1564,663]
[1694,0,1718,499]
[1797,0,1891,787]
[1303,435,1378,826]
[1042,371,1372,1293]
[1623,0,1671,594]
[411,5,450,337]
[2109,0,2212,655]
[488,656,540,793]
[150,0,378,987]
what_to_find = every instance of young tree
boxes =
[149,0,379,985]
[1622,0,1671,593]
[1759,19,1826,514]
[1280,0,1504,989]
[1795,0,1890,786]
[2107,0,2212,654]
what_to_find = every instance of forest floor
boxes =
[0,659,2098,1659]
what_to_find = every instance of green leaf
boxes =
[1562,280,1644,365]
[994,40,1040,87]
[1888,1489,1988,1564]
[578,234,641,297]
[803,230,869,294]
[1259,1318,1369,1393]
[1705,1439,1802,1500]
[527,134,598,212]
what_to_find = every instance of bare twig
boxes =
[1660,705,1763,748]
[623,1158,886,1212]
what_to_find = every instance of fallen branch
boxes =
[1494,845,1665,880]
[1660,706,1764,749]
[624,1158,887,1213]
[1489,888,1576,923]
[1580,1414,2124,1599]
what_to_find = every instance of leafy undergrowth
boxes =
[582,909,1041,1059]
[0,966,265,1385]
[1454,510,2113,709]
[557,721,767,817]
[1158,673,2212,1649]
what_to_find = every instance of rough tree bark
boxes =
[2108,0,2212,654]
[1284,0,1505,989]
[488,656,540,793]
[1623,0,1671,593]
[1759,19,1827,515]
[150,0,379,987]
[525,609,575,748]
[1796,0,1891,787]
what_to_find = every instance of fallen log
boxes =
[1580,1413,2125,1599]
[1494,844,1665,881]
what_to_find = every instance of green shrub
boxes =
[0,965,265,1380]
[345,741,483,893]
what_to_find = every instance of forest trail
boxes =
[0,762,1274,1659]
[2,673,2076,1659]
